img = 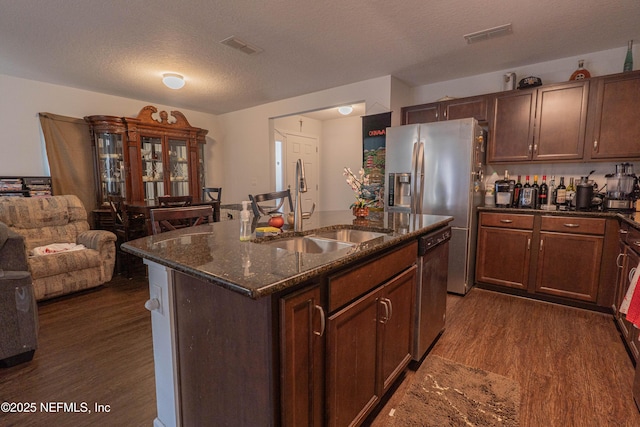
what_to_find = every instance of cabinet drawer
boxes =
[328,242,417,312]
[540,216,605,235]
[480,212,534,229]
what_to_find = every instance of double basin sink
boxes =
[260,228,389,254]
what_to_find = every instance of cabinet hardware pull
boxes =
[633,241,640,248]
[500,219,513,223]
[533,143,538,153]
[620,229,629,235]
[616,253,626,268]
[527,238,531,251]
[593,139,598,151]
[383,297,393,322]
[379,299,390,324]
[528,144,532,154]
[630,268,637,284]
[313,305,325,337]
[563,223,580,228]
[539,239,544,251]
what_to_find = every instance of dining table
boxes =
[126,199,221,235]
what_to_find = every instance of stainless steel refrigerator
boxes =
[385,118,485,295]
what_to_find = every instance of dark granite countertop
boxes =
[122,210,453,299]
[478,206,640,229]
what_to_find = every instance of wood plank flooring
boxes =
[1,273,639,426]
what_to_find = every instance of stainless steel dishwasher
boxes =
[413,226,451,362]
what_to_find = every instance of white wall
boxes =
[218,76,393,205]
[0,74,223,189]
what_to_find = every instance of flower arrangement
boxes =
[343,167,376,209]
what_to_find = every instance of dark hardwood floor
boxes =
[2,272,639,426]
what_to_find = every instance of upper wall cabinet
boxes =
[488,80,589,163]
[401,95,489,125]
[585,70,640,160]
[86,106,208,206]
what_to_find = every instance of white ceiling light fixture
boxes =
[162,73,185,89]
[464,23,513,44]
[338,105,353,115]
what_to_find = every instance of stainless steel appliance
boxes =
[413,226,450,361]
[605,163,637,211]
[385,118,485,294]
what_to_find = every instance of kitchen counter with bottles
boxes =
[122,210,452,427]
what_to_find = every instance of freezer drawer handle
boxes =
[313,305,325,337]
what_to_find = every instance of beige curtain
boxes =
[38,113,96,223]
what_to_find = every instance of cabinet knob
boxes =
[144,298,161,312]
[593,140,599,152]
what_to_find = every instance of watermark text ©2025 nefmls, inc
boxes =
[1,401,111,414]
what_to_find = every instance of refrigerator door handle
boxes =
[411,141,418,213]
[416,141,425,215]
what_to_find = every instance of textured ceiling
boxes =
[1,0,639,115]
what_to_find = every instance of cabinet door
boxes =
[587,71,640,160]
[476,226,532,289]
[533,81,588,161]
[379,266,416,393]
[140,136,165,201]
[168,138,190,197]
[488,90,536,162]
[619,247,640,361]
[402,103,440,124]
[442,95,488,122]
[535,232,603,302]
[327,289,380,427]
[280,285,324,427]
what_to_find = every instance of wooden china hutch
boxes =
[85,106,208,228]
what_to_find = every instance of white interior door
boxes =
[283,132,318,213]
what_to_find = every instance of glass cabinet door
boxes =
[168,139,189,196]
[97,132,124,204]
[141,136,164,201]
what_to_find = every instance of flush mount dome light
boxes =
[162,73,185,89]
[338,105,353,115]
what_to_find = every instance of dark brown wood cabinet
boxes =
[476,212,617,309]
[476,213,534,289]
[487,81,589,163]
[280,284,324,427]
[85,106,207,206]
[615,224,640,362]
[535,216,604,302]
[401,95,489,125]
[327,265,416,427]
[585,70,640,160]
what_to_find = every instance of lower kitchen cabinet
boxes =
[476,212,534,290]
[535,216,604,302]
[476,212,617,309]
[614,223,640,362]
[327,265,416,427]
[280,284,325,427]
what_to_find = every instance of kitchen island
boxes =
[123,210,452,427]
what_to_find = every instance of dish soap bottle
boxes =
[240,201,252,241]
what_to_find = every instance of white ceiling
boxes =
[1,0,639,116]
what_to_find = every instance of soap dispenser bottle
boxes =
[240,201,252,241]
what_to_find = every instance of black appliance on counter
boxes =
[413,226,451,362]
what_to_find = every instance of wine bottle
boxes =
[624,40,634,72]
[549,175,557,206]
[538,175,548,207]
[556,177,567,209]
[524,175,531,188]
[566,177,576,208]
[532,175,539,190]
[513,175,523,208]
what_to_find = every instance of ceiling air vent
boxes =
[464,23,513,44]
[220,36,263,55]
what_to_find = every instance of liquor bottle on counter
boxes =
[538,175,548,207]
[556,177,567,210]
[549,175,557,205]
[532,175,539,190]
[513,175,523,208]
[524,175,531,188]
[566,177,576,209]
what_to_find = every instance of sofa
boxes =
[0,195,117,301]
[0,221,38,367]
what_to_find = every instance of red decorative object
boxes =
[268,214,284,228]
[352,206,369,218]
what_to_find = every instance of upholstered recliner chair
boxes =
[0,195,117,301]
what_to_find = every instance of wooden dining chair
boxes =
[202,187,222,203]
[150,205,214,235]
[249,190,293,217]
[107,195,147,277]
[158,195,193,207]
